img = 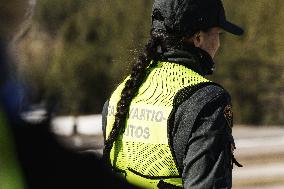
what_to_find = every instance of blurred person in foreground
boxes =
[0,0,139,188]
[102,0,244,188]
[0,0,32,188]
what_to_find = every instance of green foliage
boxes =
[31,0,153,114]
[212,0,284,124]
[19,0,284,125]
[35,0,83,35]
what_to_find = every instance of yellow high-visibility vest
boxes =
[106,61,210,188]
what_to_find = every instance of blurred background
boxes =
[1,0,284,188]
[15,0,284,124]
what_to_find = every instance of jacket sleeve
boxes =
[172,86,234,189]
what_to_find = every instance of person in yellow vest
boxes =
[102,0,244,188]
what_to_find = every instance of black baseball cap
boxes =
[152,0,244,36]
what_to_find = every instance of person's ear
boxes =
[193,32,203,47]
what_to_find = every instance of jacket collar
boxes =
[161,44,215,76]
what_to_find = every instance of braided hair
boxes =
[103,30,168,164]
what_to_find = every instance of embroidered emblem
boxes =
[224,105,233,128]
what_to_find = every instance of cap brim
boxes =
[220,21,244,36]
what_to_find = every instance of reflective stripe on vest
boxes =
[106,61,210,188]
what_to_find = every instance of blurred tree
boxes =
[17,0,284,125]
[20,0,153,115]
[212,0,284,125]
[35,0,83,36]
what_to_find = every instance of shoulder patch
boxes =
[224,104,233,128]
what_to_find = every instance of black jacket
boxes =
[102,46,238,189]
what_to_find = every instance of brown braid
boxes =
[103,31,166,165]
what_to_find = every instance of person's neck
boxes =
[161,44,215,76]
